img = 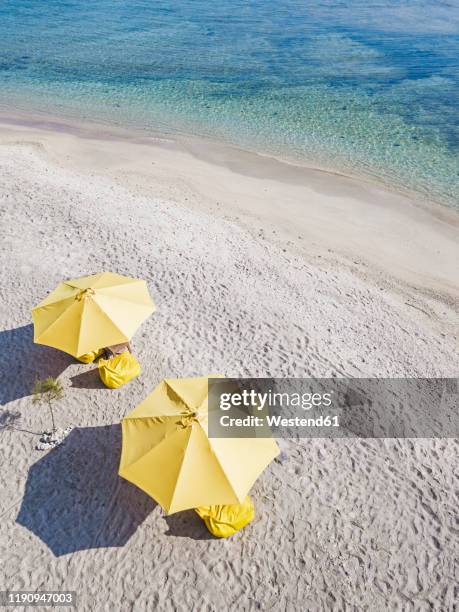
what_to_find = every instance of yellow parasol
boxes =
[119,376,279,514]
[32,272,155,358]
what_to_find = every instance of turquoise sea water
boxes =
[0,1,458,207]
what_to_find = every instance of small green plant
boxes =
[32,377,64,433]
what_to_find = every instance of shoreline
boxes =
[1,109,458,308]
[1,106,457,217]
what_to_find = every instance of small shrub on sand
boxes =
[32,377,64,433]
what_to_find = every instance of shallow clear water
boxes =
[0,0,458,206]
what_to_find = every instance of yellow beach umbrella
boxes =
[32,272,155,358]
[119,376,279,514]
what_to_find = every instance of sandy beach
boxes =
[0,114,458,610]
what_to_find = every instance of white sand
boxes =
[0,114,457,610]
